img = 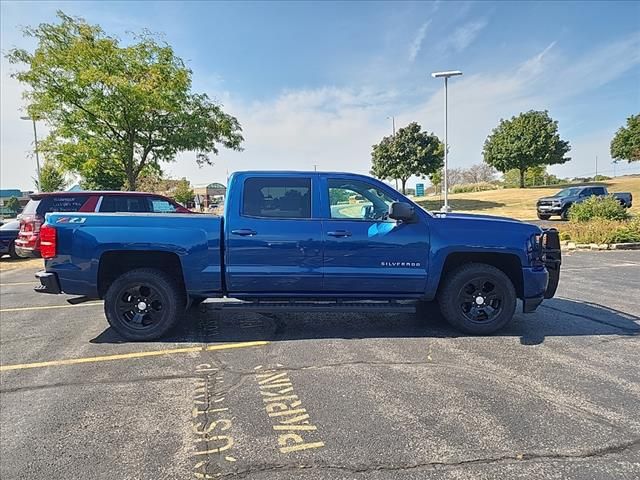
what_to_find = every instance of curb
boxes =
[560,241,640,251]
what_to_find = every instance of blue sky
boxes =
[2,0,639,190]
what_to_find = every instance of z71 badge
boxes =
[56,217,87,224]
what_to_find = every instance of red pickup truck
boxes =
[16,191,191,257]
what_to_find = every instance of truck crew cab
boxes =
[35,171,561,340]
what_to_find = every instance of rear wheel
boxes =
[8,242,20,259]
[104,268,183,341]
[437,263,516,335]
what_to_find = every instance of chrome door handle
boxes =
[231,229,257,236]
[327,230,352,238]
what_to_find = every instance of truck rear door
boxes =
[321,175,429,294]
[225,174,323,294]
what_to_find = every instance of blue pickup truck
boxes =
[35,171,561,340]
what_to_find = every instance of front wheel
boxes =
[437,263,516,335]
[104,268,183,341]
[537,214,551,220]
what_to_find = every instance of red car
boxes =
[15,191,192,258]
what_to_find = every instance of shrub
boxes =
[451,182,500,194]
[568,195,629,222]
[560,218,640,244]
[610,218,640,243]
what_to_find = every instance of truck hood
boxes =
[431,211,541,234]
[537,195,572,202]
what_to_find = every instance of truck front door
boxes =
[225,175,323,294]
[322,176,429,294]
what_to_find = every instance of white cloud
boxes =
[442,18,488,53]
[408,21,431,63]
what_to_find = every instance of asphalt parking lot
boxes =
[1,251,639,480]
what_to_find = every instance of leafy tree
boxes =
[428,169,442,194]
[173,178,194,206]
[483,110,570,188]
[36,161,67,192]
[5,196,21,214]
[6,11,243,191]
[461,164,497,184]
[610,114,640,163]
[371,122,444,194]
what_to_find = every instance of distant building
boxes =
[0,189,34,218]
[193,182,227,208]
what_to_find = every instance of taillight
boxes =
[40,225,57,259]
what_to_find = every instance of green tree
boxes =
[5,196,21,214]
[428,169,442,194]
[371,122,444,194]
[483,110,570,188]
[611,114,640,163]
[6,11,243,191]
[36,161,67,192]
[173,178,194,206]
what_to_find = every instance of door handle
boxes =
[327,230,352,238]
[231,229,257,236]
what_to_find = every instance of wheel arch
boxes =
[97,250,187,302]
[438,252,524,299]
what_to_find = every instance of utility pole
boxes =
[595,155,598,179]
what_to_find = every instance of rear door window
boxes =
[242,177,311,218]
[37,196,89,214]
[99,196,149,213]
[148,198,178,213]
[591,187,606,196]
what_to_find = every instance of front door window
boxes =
[328,179,394,221]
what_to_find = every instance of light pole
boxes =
[386,116,398,189]
[386,115,396,136]
[431,70,462,212]
[20,115,41,190]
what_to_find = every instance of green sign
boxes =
[415,183,425,196]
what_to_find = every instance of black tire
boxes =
[104,268,184,341]
[560,205,571,221]
[537,214,551,220]
[437,263,516,335]
[8,242,20,260]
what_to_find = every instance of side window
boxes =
[579,188,592,197]
[328,179,395,220]
[100,196,149,213]
[43,196,87,212]
[148,198,177,213]
[592,187,606,196]
[242,177,311,219]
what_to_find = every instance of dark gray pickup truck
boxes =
[537,185,633,220]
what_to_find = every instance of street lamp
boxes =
[386,116,398,189]
[20,115,41,190]
[386,115,396,136]
[431,70,462,212]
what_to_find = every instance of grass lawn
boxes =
[413,175,640,221]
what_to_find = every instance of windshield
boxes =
[553,187,582,198]
[0,220,20,230]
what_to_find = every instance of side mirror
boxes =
[388,202,415,222]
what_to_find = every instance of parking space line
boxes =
[0,282,37,287]
[0,341,269,372]
[0,302,103,313]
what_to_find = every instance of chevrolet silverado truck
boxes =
[35,171,561,340]
[536,185,632,220]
